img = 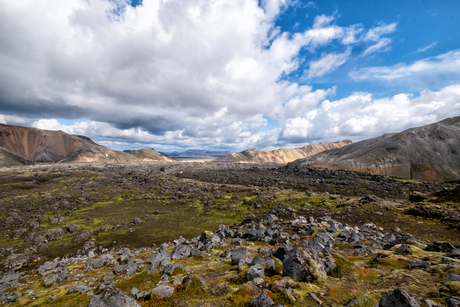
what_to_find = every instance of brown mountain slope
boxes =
[214,140,353,163]
[291,116,460,182]
[0,124,173,166]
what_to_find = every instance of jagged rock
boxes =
[151,284,175,298]
[190,249,207,258]
[231,247,252,265]
[246,264,265,281]
[271,278,293,293]
[44,228,64,241]
[42,272,69,286]
[379,288,420,307]
[408,260,431,270]
[273,245,293,262]
[171,244,191,260]
[447,297,460,307]
[0,270,21,283]
[282,247,325,282]
[425,242,455,253]
[0,291,17,304]
[68,285,93,295]
[88,287,141,307]
[3,253,29,270]
[163,263,186,275]
[87,258,105,269]
[251,290,275,307]
[149,245,170,271]
[114,259,137,276]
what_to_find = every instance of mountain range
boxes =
[292,116,460,182]
[213,140,354,163]
[0,124,173,167]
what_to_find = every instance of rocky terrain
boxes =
[292,116,460,183]
[0,124,173,167]
[168,150,232,158]
[214,140,353,163]
[0,161,460,306]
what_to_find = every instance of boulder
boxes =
[251,290,275,307]
[379,288,420,307]
[68,285,93,295]
[246,264,265,281]
[271,278,293,293]
[231,247,252,265]
[171,244,191,260]
[88,287,141,307]
[151,284,175,299]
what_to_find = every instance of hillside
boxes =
[292,116,460,182]
[214,140,353,163]
[0,124,173,166]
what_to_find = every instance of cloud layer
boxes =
[0,0,458,151]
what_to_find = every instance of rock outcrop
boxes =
[214,140,353,163]
[292,116,460,182]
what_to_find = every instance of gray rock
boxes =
[88,258,105,269]
[190,249,207,258]
[271,278,293,293]
[68,285,92,294]
[88,287,141,307]
[251,290,275,307]
[151,284,175,299]
[0,270,22,283]
[150,246,170,271]
[114,259,137,276]
[447,297,460,307]
[163,263,186,275]
[171,244,191,260]
[408,261,431,270]
[379,288,420,307]
[44,228,64,242]
[246,264,265,281]
[0,291,17,304]
[231,247,252,265]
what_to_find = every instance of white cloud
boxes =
[0,0,349,147]
[351,49,460,81]
[364,22,397,42]
[362,37,391,56]
[414,41,438,54]
[278,84,460,143]
[307,49,351,78]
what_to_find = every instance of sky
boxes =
[0,0,459,152]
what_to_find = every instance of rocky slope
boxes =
[0,124,173,166]
[214,140,353,163]
[292,116,460,182]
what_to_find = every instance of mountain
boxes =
[291,116,460,182]
[167,149,231,158]
[213,140,354,163]
[0,124,173,166]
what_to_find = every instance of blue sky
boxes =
[0,0,459,152]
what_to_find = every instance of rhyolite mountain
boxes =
[292,116,460,182]
[0,124,173,166]
[214,140,353,163]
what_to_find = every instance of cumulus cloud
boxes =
[0,0,350,149]
[278,84,460,144]
[0,1,453,152]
